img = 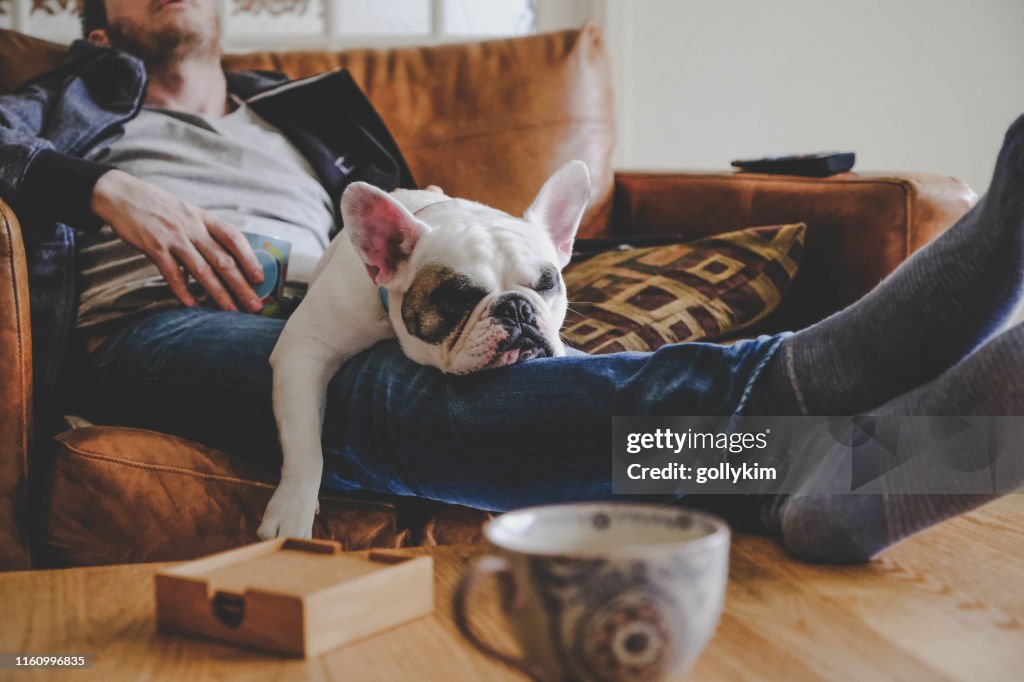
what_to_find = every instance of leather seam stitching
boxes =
[55,442,277,489]
[903,181,915,259]
[1,203,31,569]
[404,118,614,147]
[54,440,398,510]
[618,173,923,190]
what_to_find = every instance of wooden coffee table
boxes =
[2,505,1022,681]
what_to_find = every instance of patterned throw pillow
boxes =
[561,224,806,354]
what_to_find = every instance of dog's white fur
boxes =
[258,161,591,539]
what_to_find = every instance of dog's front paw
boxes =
[257,480,320,540]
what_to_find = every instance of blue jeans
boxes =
[74,308,786,512]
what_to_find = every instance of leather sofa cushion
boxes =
[612,172,977,332]
[0,29,66,95]
[41,426,489,567]
[220,25,615,237]
[0,25,616,237]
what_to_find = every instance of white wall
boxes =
[599,0,1024,195]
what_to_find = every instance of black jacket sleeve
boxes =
[0,81,114,232]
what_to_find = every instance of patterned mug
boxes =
[454,503,730,681]
[242,231,291,317]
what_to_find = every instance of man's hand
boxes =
[91,169,265,312]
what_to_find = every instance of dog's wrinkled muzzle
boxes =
[490,293,553,365]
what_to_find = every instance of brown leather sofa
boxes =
[0,25,977,571]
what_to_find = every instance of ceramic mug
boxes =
[242,232,291,316]
[454,503,730,682]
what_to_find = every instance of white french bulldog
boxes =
[257,161,592,539]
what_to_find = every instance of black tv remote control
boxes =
[731,152,855,177]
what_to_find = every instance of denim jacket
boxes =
[0,40,415,438]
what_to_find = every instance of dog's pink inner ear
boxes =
[344,187,425,286]
[526,161,591,268]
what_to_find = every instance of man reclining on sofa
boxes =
[1,0,1021,564]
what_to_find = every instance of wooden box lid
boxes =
[155,538,433,657]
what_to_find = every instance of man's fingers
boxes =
[171,242,240,312]
[205,214,264,285]
[152,251,197,308]
[193,236,263,313]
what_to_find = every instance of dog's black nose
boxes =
[492,294,537,327]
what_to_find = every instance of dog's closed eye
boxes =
[533,265,560,294]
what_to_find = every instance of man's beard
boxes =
[105,11,221,71]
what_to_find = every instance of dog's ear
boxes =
[525,160,591,268]
[341,182,430,286]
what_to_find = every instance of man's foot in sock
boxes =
[751,112,1024,416]
[775,319,1024,563]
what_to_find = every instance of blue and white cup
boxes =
[454,503,730,682]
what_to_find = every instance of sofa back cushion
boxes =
[0,25,616,236]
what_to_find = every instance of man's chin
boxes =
[106,15,221,64]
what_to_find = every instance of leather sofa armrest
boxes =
[0,197,33,570]
[609,170,977,329]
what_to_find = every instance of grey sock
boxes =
[752,113,1024,416]
[778,321,1024,563]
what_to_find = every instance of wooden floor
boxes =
[992,491,1024,514]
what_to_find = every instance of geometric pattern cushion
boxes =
[561,224,806,353]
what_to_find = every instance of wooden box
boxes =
[155,538,433,657]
